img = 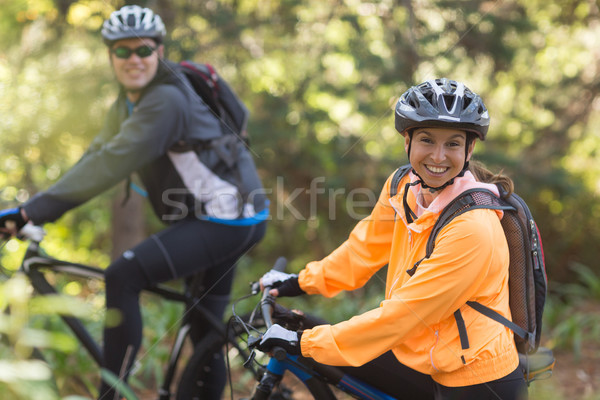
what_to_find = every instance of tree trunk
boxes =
[110,184,146,261]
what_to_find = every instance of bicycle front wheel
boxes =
[177,316,266,400]
[176,331,230,400]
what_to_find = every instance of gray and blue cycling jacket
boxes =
[23,60,267,226]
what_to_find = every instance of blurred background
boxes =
[0,0,599,399]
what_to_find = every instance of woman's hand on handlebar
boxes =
[255,324,302,355]
[0,207,28,238]
[260,270,306,298]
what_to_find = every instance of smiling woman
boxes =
[256,78,528,400]
[404,127,475,206]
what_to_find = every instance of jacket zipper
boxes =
[430,330,440,372]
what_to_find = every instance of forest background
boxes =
[1,0,599,399]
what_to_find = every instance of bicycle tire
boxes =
[176,331,229,400]
[176,331,336,400]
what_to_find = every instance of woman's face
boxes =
[405,127,475,188]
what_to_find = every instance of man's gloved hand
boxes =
[0,208,27,237]
[260,270,305,297]
[256,324,302,355]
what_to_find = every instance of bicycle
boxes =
[0,224,264,400]
[187,257,557,399]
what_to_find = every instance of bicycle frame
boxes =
[12,234,243,400]
[262,354,398,400]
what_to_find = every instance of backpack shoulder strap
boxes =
[466,301,529,341]
[425,189,515,255]
[406,188,515,277]
[389,163,412,198]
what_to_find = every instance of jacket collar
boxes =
[389,170,501,233]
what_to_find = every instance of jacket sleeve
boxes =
[23,84,203,224]
[298,175,397,298]
[300,209,508,366]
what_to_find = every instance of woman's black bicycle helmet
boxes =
[101,5,166,45]
[395,78,489,140]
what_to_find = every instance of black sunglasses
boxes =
[111,45,157,59]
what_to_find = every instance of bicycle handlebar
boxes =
[259,256,287,328]
[271,257,287,273]
[257,257,289,360]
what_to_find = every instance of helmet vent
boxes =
[423,92,434,106]
[463,97,472,109]
[443,94,455,112]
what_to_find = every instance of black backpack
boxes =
[178,61,266,214]
[180,61,249,143]
[390,164,548,356]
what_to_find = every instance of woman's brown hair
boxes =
[469,160,514,198]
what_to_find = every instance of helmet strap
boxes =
[402,180,420,224]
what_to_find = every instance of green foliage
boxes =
[35,312,104,396]
[0,273,101,399]
[2,0,600,282]
[131,294,184,392]
[2,0,600,397]
[545,263,600,359]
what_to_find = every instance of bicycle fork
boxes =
[251,356,311,400]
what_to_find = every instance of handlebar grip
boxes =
[272,257,287,272]
[260,257,288,328]
[272,346,287,361]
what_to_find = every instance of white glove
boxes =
[261,270,298,288]
[257,324,301,355]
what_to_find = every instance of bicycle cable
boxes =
[225,315,236,400]
[231,290,265,336]
[225,289,267,400]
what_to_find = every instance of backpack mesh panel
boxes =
[431,190,539,353]
[501,211,536,353]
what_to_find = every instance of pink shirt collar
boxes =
[409,170,500,217]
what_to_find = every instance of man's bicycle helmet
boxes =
[102,5,166,45]
[395,78,489,140]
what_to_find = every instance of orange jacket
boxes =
[298,170,519,387]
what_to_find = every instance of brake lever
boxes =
[244,349,257,368]
[244,334,262,369]
[247,334,261,348]
[250,281,261,295]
